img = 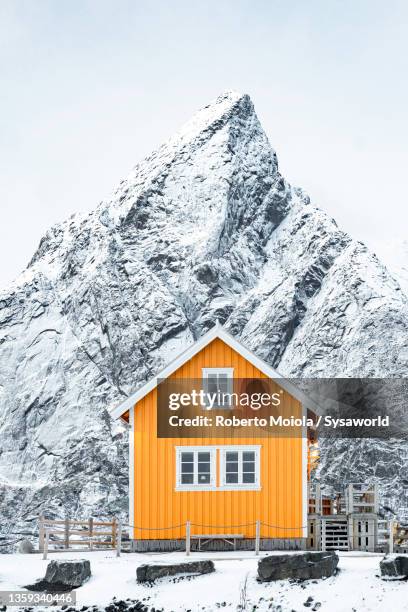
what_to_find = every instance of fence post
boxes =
[186,521,191,556]
[43,529,49,561]
[89,517,94,551]
[348,515,354,551]
[116,521,122,558]
[39,514,45,553]
[347,484,354,514]
[64,517,70,549]
[389,519,394,554]
[321,520,326,552]
[255,520,260,555]
[316,483,321,515]
[112,518,117,550]
[373,483,379,514]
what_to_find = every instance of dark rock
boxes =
[44,559,91,587]
[25,559,91,592]
[258,552,339,582]
[380,555,408,580]
[136,560,215,583]
[25,579,73,593]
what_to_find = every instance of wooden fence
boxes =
[39,515,123,560]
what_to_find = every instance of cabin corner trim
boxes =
[129,406,135,540]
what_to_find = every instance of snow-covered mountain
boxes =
[373,239,408,298]
[1,91,407,542]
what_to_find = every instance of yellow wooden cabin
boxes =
[110,324,315,551]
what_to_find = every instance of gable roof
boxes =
[109,322,320,420]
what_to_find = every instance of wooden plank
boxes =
[64,518,70,549]
[255,520,260,555]
[43,530,49,560]
[47,529,114,536]
[390,519,394,554]
[44,520,95,526]
[89,517,94,551]
[116,521,122,558]
[55,540,112,545]
[43,519,111,527]
[39,514,45,553]
[112,518,117,549]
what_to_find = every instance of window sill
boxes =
[219,485,261,491]
[175,486,218,492]
[175,485,261,492]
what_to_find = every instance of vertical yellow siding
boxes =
[133,338,304,540]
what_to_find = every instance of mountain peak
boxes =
[204,89,248,108]
[166,89,253,148]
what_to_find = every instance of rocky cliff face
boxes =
[1,91,407,543]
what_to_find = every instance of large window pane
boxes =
[243,472,255,483]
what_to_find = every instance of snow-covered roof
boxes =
[110,322,320,420]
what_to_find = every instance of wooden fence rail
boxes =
[39,515,123,560]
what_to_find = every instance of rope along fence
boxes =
[37,515,397,558]
[123,520,308,556]
[39,515,308,559]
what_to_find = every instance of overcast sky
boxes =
[1,0,407,288]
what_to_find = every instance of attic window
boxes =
[202,368,234,409]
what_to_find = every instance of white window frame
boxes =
[202,367,234,409]
[175,445,261,492]
[175,446,217,491]
[219,445,261,491]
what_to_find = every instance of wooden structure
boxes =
[38,515,123,559]
[307,483,380,552]
[109,324,319,552]
[191,533,244,551]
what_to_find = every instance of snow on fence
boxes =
[38,515,123,560]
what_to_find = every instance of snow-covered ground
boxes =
[0,550,407,611]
